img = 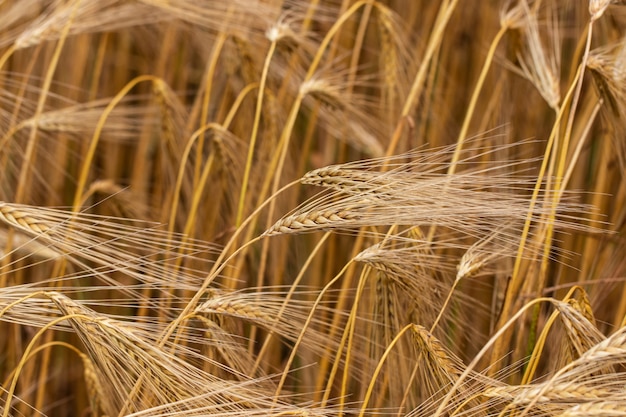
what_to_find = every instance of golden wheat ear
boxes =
[477,325,626,416]
[512,3,561,110]
[193,288,357,370]
[265,142,594,238]
[0,201,223,329]
[44,291,294,416]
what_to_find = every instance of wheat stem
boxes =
[236,39,277,227]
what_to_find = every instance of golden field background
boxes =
[0,1,625,416]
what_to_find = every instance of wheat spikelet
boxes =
[197,291,277,324]
[46,291,278,414]
[587,36,626,171]
[152,78,187,155]
[482,383,613,404]
[368,270,407,405]
[264,209,361,236]
[304,138,545,179]
[230,34,259,87]
[206,128,249,221]
[82,179,149,220]
[0,229,61,260]
[0,289,67,331]
[612,38,626,84]
[407,325,482,411]
[355,240,450,329]
[570,289,596,326]
[80,352,109,417]
[300,75,385,157]
[302,166,393,193]
[194,289,348,363]
[300,78,347,112]
[589,0,613,21]
[456,248,497,282]
[12,0,162,50]
[0,201,216,309]
[411,325,462,382]
[268,141,595,242]
[559,401,626,416]
[553,299,605,360]
[370,270,426,408]
[513,4,561,109]
[266,14,300,45]
[15,98,157,144]
[455,225,518,281]
[588,38,626,116]
[0,202,51,234]
[525,324,626,411]
[195,315,261,379]
[374,2,415,130]
[377,7,398,100]
[302,138,550,198]
[355,241,446,278]
[587,35,626,138]
[373,272,399,343]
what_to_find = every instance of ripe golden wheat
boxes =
[0,1,625,416]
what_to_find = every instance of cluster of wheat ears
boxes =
[0,0,625,416]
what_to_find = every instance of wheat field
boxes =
[0,0,625,416]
